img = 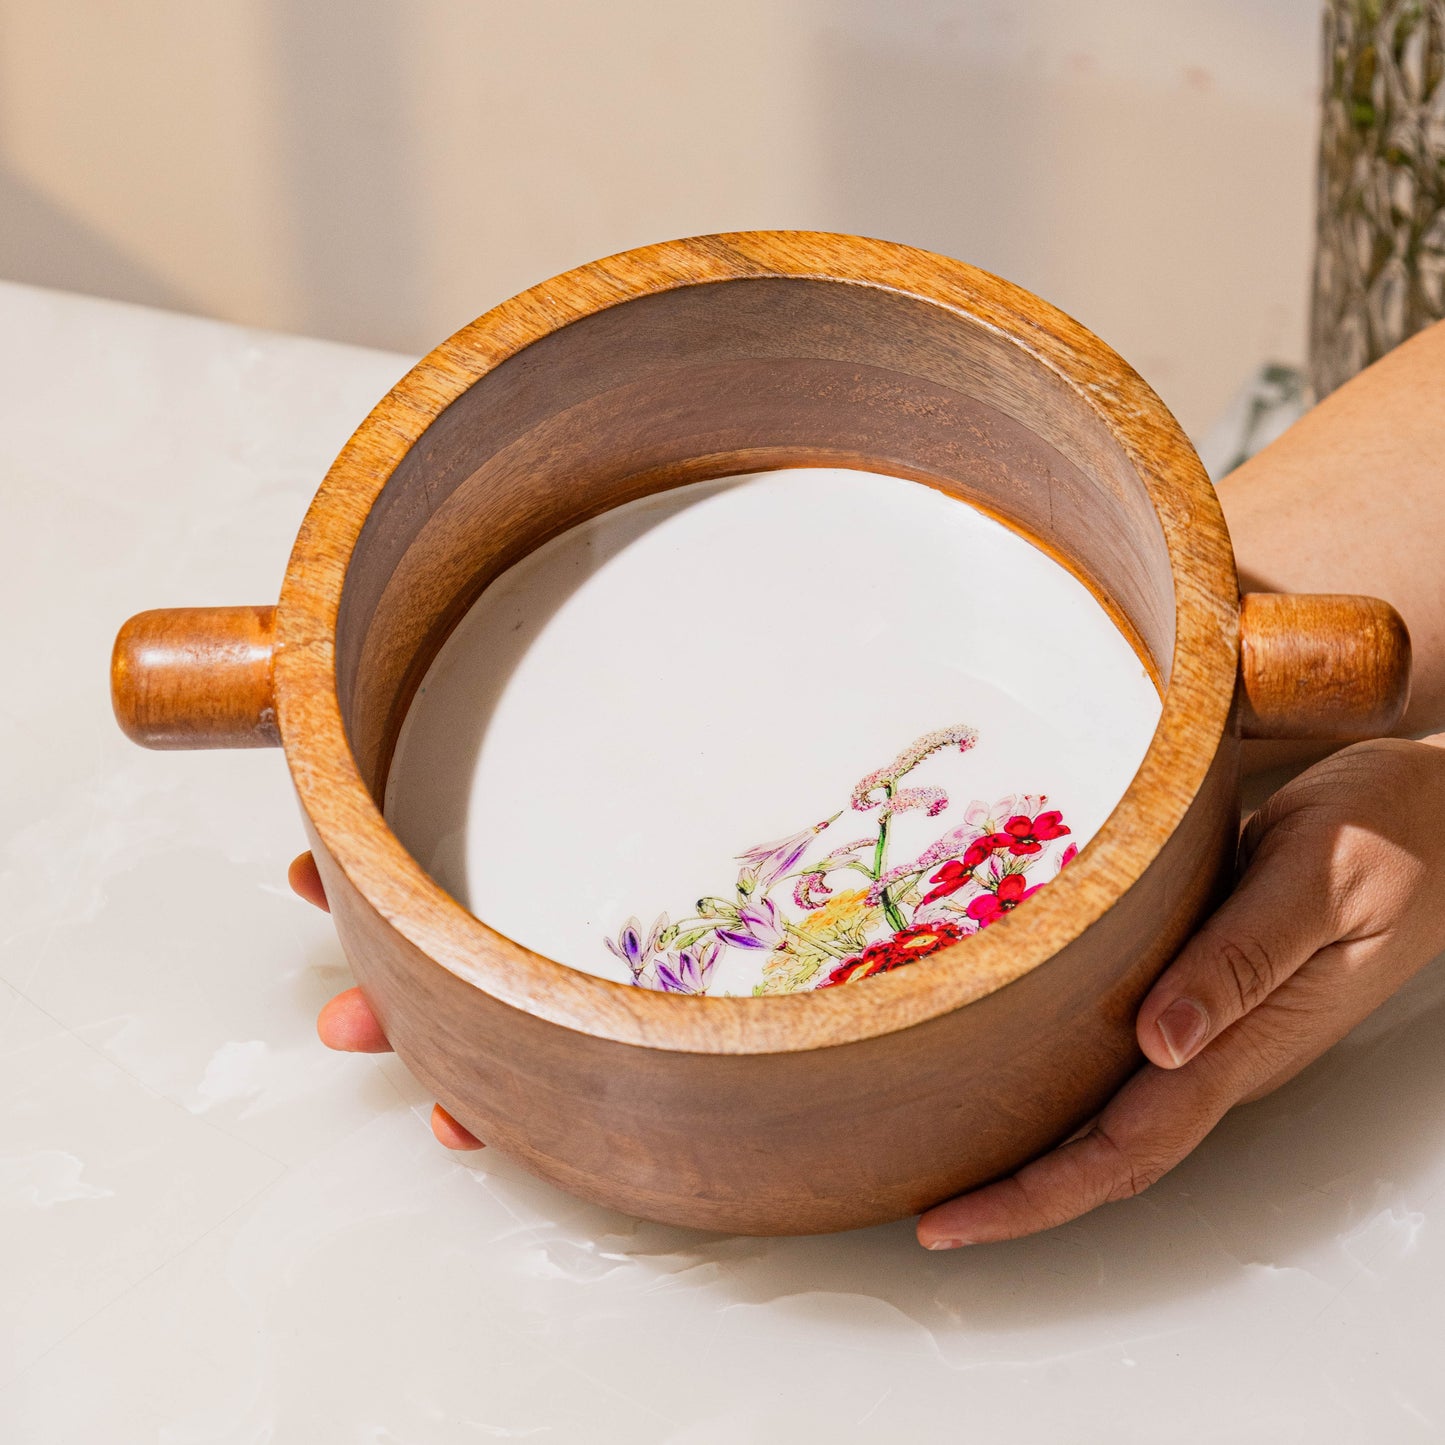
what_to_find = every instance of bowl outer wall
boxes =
[270,231,1241,1231]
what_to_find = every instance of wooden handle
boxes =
[1238,592,1411,740]
[111,606,280,749]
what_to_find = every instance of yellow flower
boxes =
[794,888,880,949]
[756,889,886,995]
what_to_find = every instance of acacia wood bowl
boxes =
[111,233,1410,1235]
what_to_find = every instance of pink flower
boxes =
[879,786,949,819]
[966,873,1041,927]
[866,827,986,905]
[852,725,978,810]
[818,838,876,867]
[794,872,832,909]
[964,795,1017,828]
[792,838,874,910]
[910,896,982,930]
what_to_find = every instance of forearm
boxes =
[1217,316,1445,741]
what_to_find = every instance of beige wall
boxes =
[0,0,1321,436]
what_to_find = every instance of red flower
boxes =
[965,872,1041,927]
[1001,811,1070,856]
[919,834,1012,904]
[919,858,969,905]
[820,920,966,987]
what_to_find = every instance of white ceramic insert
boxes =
[384,468,1162,996]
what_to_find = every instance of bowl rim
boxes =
[274,230,1238,1055]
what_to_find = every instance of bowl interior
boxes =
[380,464,1164,995]
[333,276,1177,803]
[277,241,1237,1051]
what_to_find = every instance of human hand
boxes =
[289,852,484,1150]
[918,734,1445,1250]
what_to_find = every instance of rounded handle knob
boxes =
[111,605,280,749]
[1237,592,1411,741]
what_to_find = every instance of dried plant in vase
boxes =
[1311,0,1445,397]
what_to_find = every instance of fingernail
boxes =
[925,1238,968,1250]
[1156,997,1208,1065]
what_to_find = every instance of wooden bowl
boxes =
[111,233,1410,1235]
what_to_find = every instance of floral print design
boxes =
[605,724,1074,995]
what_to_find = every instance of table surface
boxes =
[4,279,1445,1444]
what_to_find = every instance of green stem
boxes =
[780,859,875,884]
[872,783,909,934]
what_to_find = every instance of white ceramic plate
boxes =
[384,468,1161,996]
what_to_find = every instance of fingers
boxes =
[316,992,486,1149]
[294,852,382,1055]
[288,851,329,912]
[316,986,392,1053]
[431,1104,486,1151]
[918,936,1387,1249]
[1135,825,1336,1070]
[302,864,385,1055]
[298,858,385,1050]
[921,740,1445,1249]
[918,984,1316,1248]
[298,854,484,1152]
[918,1052,1231,1247]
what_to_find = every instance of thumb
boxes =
[1136,810,1339,1069]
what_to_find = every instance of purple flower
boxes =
[652,943,721,995]
[603,913,668,981]
[715,896,788,950]
[735,815,839,896]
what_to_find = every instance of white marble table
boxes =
[4,279,1445,1443]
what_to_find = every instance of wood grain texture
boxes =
[111,605,280,749]
[302,746,1238,1232]
[273,232,1241,1232]
[1239,592,1412,739]
[110,232,1414,1233]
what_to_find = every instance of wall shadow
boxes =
[262,0,427,352]
[383,477,750,907]
[0,163,192,313]
[809,3,1320,436]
